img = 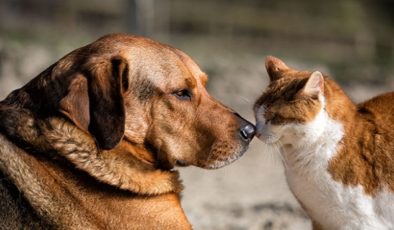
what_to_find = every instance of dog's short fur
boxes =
[0,34,254,229]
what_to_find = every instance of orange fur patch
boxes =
[254,71,322,125]
[328,92,394,195]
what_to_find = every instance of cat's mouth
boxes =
[256,132,280,144]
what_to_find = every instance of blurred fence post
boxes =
[134,0,155,36]
[130,0,170,38]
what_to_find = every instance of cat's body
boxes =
[254,56,394,229]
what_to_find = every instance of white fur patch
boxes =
[255,105,281,143]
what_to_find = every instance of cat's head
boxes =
[254,56,327,146]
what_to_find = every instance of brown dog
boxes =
[0,34,255,229]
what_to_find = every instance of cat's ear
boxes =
[303,71,324,97]
[265,56,289,81]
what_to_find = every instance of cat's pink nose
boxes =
[256,132,261,138]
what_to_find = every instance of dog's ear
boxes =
[59,56,129,150]
[59,74,90,131]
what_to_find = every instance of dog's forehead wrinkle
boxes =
[131,77,156,103]
[185,77,196,88]
[170,49,207,86]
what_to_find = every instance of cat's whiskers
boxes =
[277,154,288,169]
[270,142,282,166]
[259,141,283,167]
[239,97,250,103]
[275,140,289,169]
[262,140,286,168]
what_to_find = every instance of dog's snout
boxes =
[234,113,256,142]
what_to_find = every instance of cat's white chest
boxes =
[282,142,394,229]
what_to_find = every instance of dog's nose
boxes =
[240,124,255,141]
[234,113,256,142]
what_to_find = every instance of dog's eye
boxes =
[173,89,192,101]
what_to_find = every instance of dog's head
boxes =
[17,34,255,169]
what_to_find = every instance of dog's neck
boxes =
[0,104,182,195]
[0,131,191,229]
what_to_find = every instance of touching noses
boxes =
[235,113,256,142]
[240,124,255,141]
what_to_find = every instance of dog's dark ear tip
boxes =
[110,56,127,66]
[98,141,120,150]
[95,135,123,150]
[90,124,125,150]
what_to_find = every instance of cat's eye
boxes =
[265,117,274,124]
[267,114,283,125]
[173,89,192,101]
[270,117,280,124]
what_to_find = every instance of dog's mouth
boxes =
[194,140,250,170]
[122,135,249,170]
[201,147,248,169]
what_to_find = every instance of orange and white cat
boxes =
[254,56,394,229]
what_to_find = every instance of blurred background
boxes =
[0,0,393,229]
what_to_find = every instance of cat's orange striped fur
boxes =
[254,56,394,229]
